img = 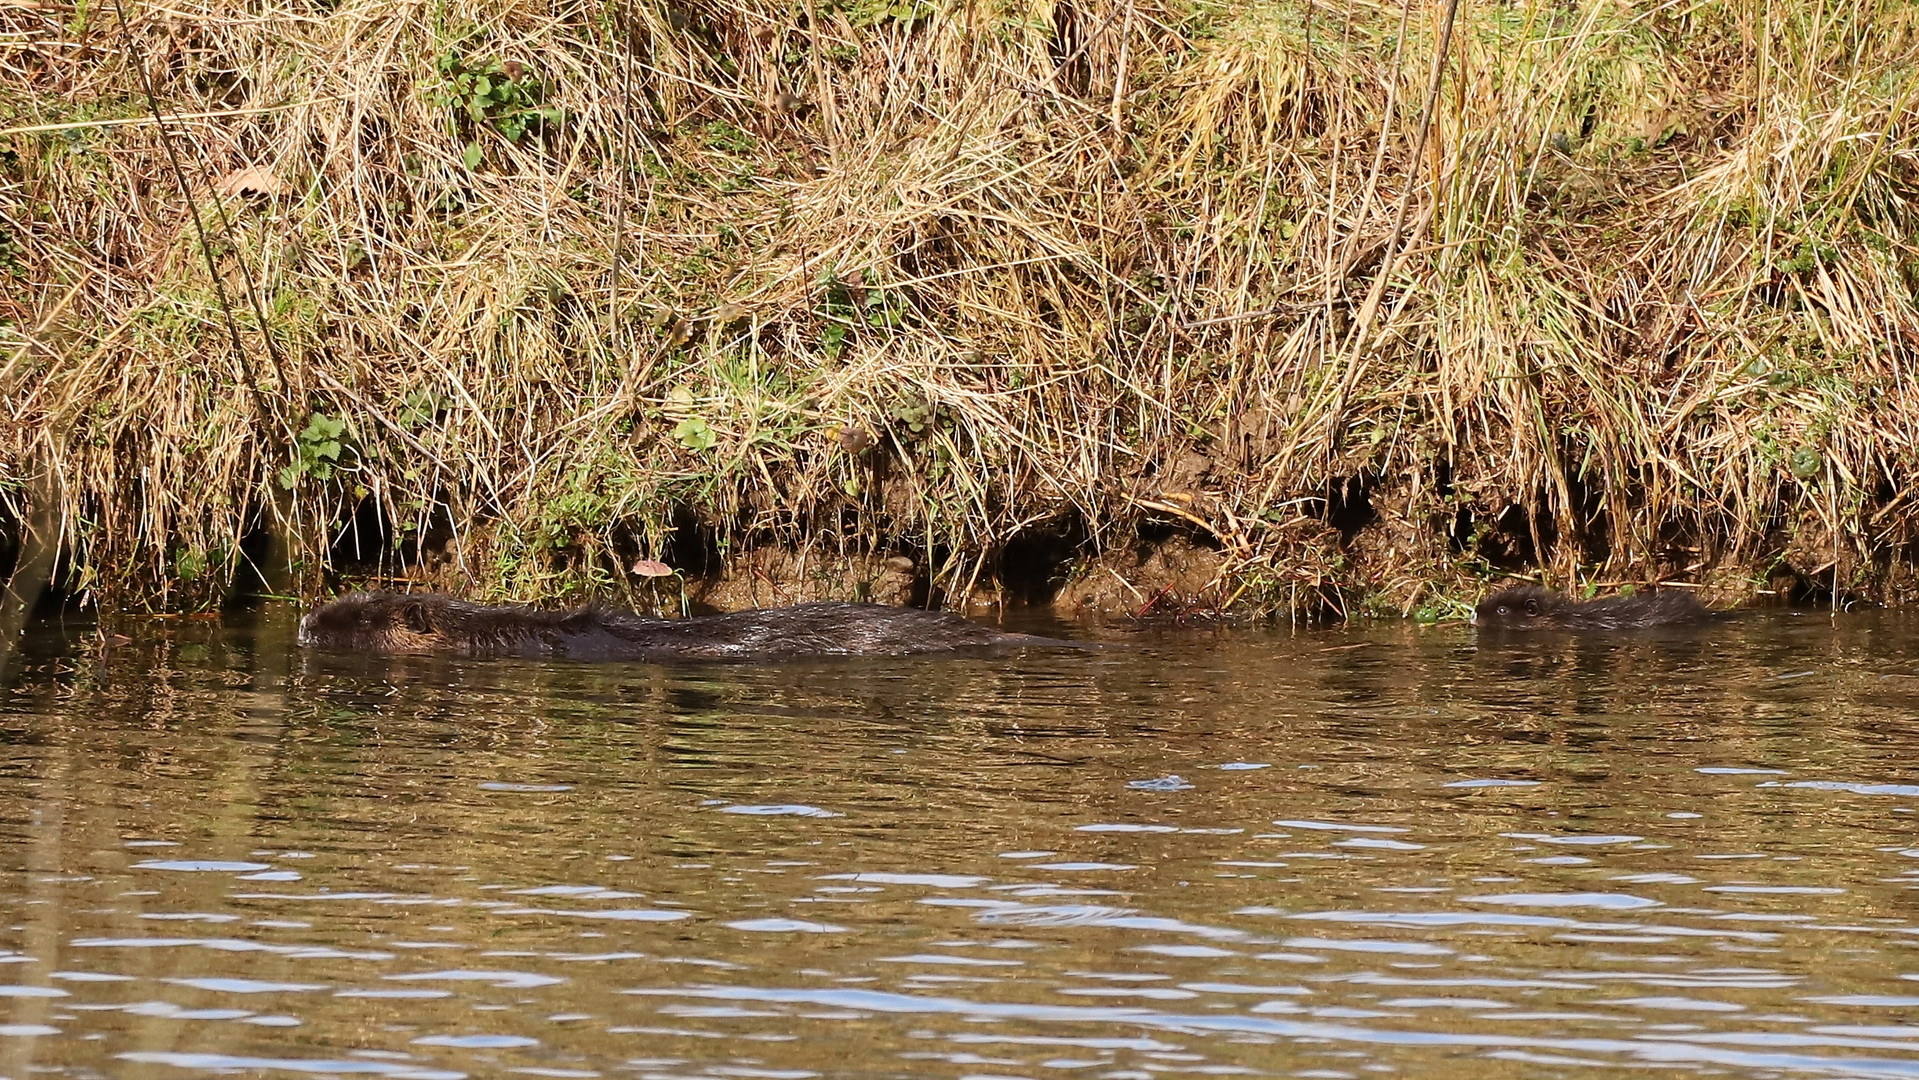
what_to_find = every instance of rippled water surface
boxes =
[2,605,1919,1079]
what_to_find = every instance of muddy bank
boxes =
[1,450,1894,621]
[288,468,1877,621]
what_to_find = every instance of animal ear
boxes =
[402,600,433,635]
[1524,597,1540,616]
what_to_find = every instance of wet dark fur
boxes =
[298,591,1090,660]
[1472,585,1712,630]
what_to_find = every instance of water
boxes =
[2,604,1918,1079]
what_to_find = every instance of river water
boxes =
[0,604,1916,1079]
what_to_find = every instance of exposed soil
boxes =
[1052,536,1227,618]
[688,549,921,612]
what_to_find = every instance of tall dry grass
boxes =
[1,0,1915,611]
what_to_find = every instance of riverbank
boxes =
[3,0,1914,615]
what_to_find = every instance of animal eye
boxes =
[1496,605,1508,615]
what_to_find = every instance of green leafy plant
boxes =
[173,547,209,583]
[397,387,445,429]
[429,52,563,168]
[826,0,933,28]
[821,322,849,358]
[1778,238,1839,276]
[816,270,911,358]
[701,121,753,154]
[279,412,349,489]
[889,394,938,435]
[672,416,718,451]
[860,284,908,328]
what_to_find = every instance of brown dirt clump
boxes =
[1055,537,1227,619]
[688,550,919,612]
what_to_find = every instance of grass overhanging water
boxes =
[1,0,1915,614]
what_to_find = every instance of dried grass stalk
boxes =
[1,0,1914,611]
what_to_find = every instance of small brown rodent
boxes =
[297,591,1090,660]
[1471,585,1712,630]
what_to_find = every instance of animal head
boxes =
[1471,586,1558,627]
[298,591,444,651]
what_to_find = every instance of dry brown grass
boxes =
[1,0,1916,612]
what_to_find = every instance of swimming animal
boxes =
[297,591,1089,660]
[1471,585,1712,630]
